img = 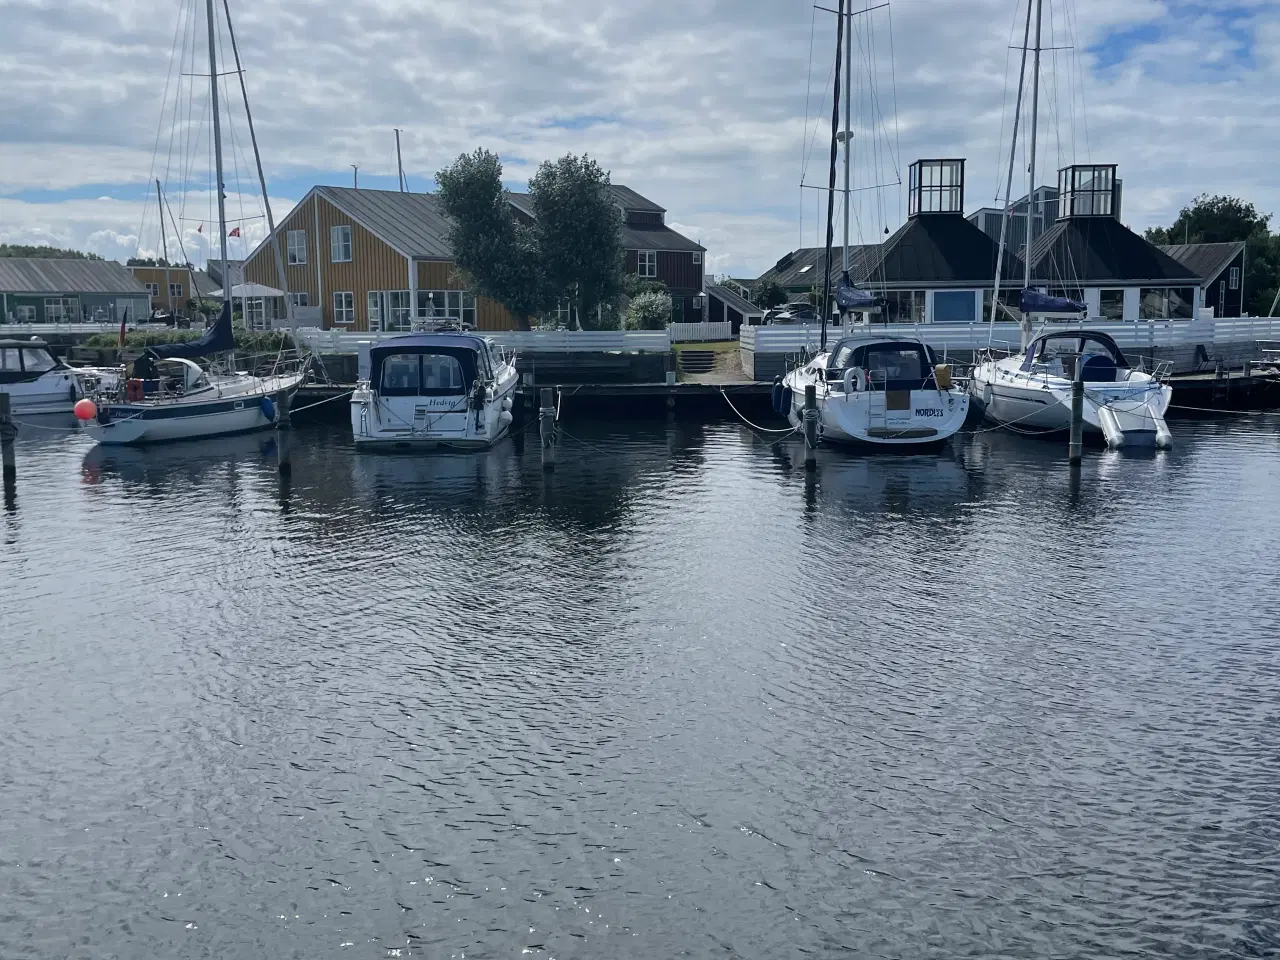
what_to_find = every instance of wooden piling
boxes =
[1068,360,1084,466]
[275,393,292,476]
[1,393,16,505]
[539,387,557,471]
[803,383,818,472]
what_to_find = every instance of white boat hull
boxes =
[351,371,519,451]
[0,369,86,414]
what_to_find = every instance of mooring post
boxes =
[1068,356,1084,466]
[539,387,556,471]
[276,394,292,476]
[0,393,16,492]
[665,350,677,386]
[803,383,818,472]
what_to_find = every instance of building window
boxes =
[287,292,309,308]
[1099,289,1125,321]
[245,298,266,330]
[367,291,383,330]
[14,304,37,323]
[884,290,925,323]
[1229,266,1240,290]
[692,252,702,265]
[932,290,977,323]
[333,291,354,325]
[169,282,183,300]
[287,229,307,265]
[44,298,76,322]
[330,225,352,263]
[908,159,964,216]
[637,250,657,278]
[1057,164,1115,218]
[550,299,573,327]
[145,282,160,297]
[387,290,412,331]
[982,288,1020,322]
[416,290,476,328]
[1140,288,1196,320]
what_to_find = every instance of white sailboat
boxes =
[968,0,1172,448]
[0,338,120,415]
[80,0,306,445]
[779,0,968,450]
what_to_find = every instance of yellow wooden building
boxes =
[127,265,216,315]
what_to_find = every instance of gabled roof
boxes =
[857,214,1024,287]
[1157,241,1246,283]
[757,245,881,289]
[1030,217,1200,284]
[505,186,697,251]
[706,282,763,317]
[317,186,454,259]
[609,184,665,213]
[0,258,148,295]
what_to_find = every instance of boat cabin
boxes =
[824,337,938,391]
[368,334,502,397]
[1020,331,1131,382]
[0,339,64,384]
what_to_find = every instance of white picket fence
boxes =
[740,318,1280,356]
[5,322,175,336]
[295,327,671,354]
[668,321,733,343]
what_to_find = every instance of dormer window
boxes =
[908,159,964,216]
[1057,164,1116,218]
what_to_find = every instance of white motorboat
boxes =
[351,333,518,450]
[0,338,119,415]
[969,329,1172,448]
[780,335,969,449]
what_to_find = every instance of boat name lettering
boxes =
[915,408,945,418]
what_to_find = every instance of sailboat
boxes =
[968,0,1171,448]
[81,0,307,446]
[779,0,969,449]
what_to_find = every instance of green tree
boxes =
[0,244,102,259]
[528,154,624,331]
[624,290,672,330]
[436,148,548,329]
[751,278,786,309]
[1146,194,1280,315]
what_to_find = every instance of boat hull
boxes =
[0,370,86,415]
[351,371,518,452]
[783,375,969,449]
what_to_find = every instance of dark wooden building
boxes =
[1158,241,1247,318]
[706,282,764,333]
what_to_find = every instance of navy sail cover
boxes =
[1020,288,1086,316]
[836,279,882,311]
[148,301,236,360]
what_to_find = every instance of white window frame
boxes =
[288,291,309,308]
[333,291,355,325]
[145,282,160,297]
[330,225,352,263]
[245,298,266,330]
[367,291,383,331]
[1229,266,1240,290]
[287,229,307,265]
[692,251,702,265]
[416,289,477,328]
[14,304,37,323]
[387,290,412,331]
[169,282,183,300]
[44,297,76,322]
[637,250,657,279]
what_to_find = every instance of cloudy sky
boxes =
[1,0,1276,278]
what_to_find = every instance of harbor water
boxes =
[2,417,1279,958]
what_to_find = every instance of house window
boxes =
[983,288,1020,322]
[387,290,412,331]
[330,225,352,263]
[1057,164,1116,218]
[245,298,266,330]
[1229,267,1240,290]
[1099,289,1125,321]
[333,291,354,324]
[637,250,657,278]
[288,292,309,308]
[14,304,37,323]
[169,282,183,300]
[416,290,476,328]
[367,291,383,330]
[44,298,76,322]
[1139,288,1196,320]
[550,299,573,326]
[692,252,702,265]
[145,282,160,297]
[932,290,977,324]
[287,229,307,265]
[883,290,925,323]
[908,159,964,216]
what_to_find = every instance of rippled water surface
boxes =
[3,414,1279,959]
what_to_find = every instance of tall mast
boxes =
[206,0,230,316]
[842,6,851,279]
[395,129,406,192]
[1025,0,1043,293]
[156,179,172,314]
[819,0,846,353]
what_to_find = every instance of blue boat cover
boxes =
[148,301,236,360]
[1020,288,1086,316]
[835,279,880,311]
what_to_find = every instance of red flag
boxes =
[197,223,203,233]
[118,309,128,349]
[228,227,241,238]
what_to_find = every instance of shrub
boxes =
[624,291,673,331]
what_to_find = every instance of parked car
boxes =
[764,301,818,324]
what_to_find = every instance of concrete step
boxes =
[678,350,717,374]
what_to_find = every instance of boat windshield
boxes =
[827,340,935,390]
[380,352,468,396]
[21,348,57,372]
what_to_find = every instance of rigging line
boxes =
[885,0,903,226]
[993,0,1021,201]
[163,0,193,219]
[799,57,839,187]
[819,0,845,352]
[139,0,189,260]
[800,2,819,248]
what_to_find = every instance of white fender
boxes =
[842,366,868,395]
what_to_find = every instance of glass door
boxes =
[367,291,384,331]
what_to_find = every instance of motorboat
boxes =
[779,335,969,449]
[969,329,1172,448]
[350,333,519,450]
[82,304,307,445]
[0,338,119,414]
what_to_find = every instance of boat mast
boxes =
[819,0,846,353]
[156,179,172,316]
[842,4,851,285]
[396,129,407,192]
[205,0,230,328]
[1025,0,1044,297]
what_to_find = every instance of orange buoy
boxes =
[73,398,97,421]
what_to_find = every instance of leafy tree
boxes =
[0,244,102,260]
[752,278,786,309]
[528,154,624,331]
[436,149,548,329]
[624,290,672,330]
[1145,194,1279,315]
[622,273,666,298]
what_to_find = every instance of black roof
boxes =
[505,187,701,252]
[1030,217,1200,285]
[1157,241,1246,283]
[706,282,763,316]
[757,245,880,289]
[860,214,1024,287]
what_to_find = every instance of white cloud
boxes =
[1,0,1277,277]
